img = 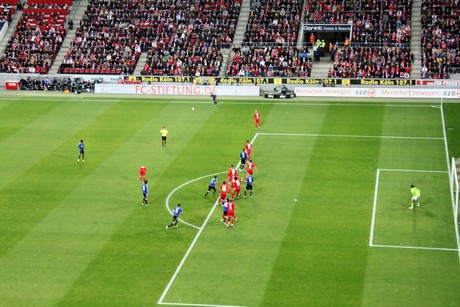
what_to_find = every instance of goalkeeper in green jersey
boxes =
[409,185,421,209]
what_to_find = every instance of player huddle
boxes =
[137,110,261,229]
[205,140,256,228]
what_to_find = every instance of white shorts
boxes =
[411,196,419,201]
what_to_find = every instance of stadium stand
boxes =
[58,0,151,75]
[331,45,412,78]
[243,0,303,45]
[0,0,18,22]
[303,0,412,43]
[324,0,414,78]
[0,0,457,79]
[303,0,351,24]
[0,0,70,74]
[57,0,241,75]
[225,0,311,77]
[420,0,459,78]
[226,45,312,77]
[140,0,241,76]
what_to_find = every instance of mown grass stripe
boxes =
[0,101,170,305]
[0,100,115,191]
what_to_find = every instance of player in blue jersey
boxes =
[204,175,218,198]
[210,93,218,106]
[141,180,149,206]
[239,148,248,171]
[244,175,254,198]
[77,139,85,162]
[166,203,183,229]
[220,198,229,223]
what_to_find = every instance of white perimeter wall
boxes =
[95,84,260,96]
[294,87,460,99]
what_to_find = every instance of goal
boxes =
[450,158,459,226]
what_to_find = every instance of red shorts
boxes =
[220,192,227,199]
[235,187,241,192]
[247,169,253,175]
[227,210,235,217]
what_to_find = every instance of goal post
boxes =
[451,158,459,227]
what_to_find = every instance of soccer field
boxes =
[0,93,459,306]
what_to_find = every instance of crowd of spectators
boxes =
[141,40,223,76]
[0,1,16,22]
[243,0,303,46]
[0,4,68,73]
[331,46,412,78]
[59,0,240,75]
[224,0,307,77]
[19,76,98,92]
[226,45,312,77]
[140,0,240,76]
[309,0,413,78]
[59,0,152,75]
[1,0,458,80]
[304,0,412,45]
[420,0,459,79]
[303,0,352,24]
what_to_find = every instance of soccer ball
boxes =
[192,107,195,111]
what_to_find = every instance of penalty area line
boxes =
[379,168,448,173]
[370,168,455,252]
[257,132,443,140]
[369,169,381,247]
[371,244,457,252]
[158,302,247,307]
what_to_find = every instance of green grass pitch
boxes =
[0,93,459,306]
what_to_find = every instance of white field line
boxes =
[257,132,443,140]
[165,171,226,230]
[379,169,448,173]
[158,302,247,307]
[157,200,232,306]
[369,169,381,247]
[439,103,460,261]
[158,134,259,307]
[370,168,456,252]
[160,129,454,305]
[1,95,443,108]
[371,244,457,252]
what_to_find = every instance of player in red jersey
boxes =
[231,176,242,199]
[139,166,147,182]
[245,140,252,160]
[254,110,260,129]
[228,164,237,183]
[247,160,255,175]
[219,181,228,203]
[225,199,237,227]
